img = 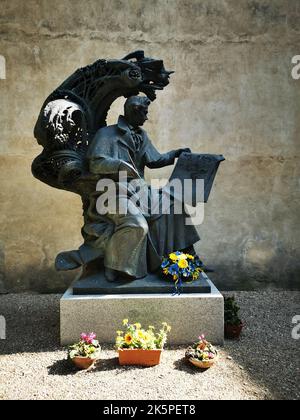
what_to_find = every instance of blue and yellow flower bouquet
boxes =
[161,251,204,294]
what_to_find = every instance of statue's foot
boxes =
[105,268,119,282]
[105,268,137,282]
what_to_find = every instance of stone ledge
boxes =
[72,271,212,295]
[60,278,224,346]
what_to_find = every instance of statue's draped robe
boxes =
[81,116,200,278]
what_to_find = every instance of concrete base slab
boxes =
[60,278,224,346]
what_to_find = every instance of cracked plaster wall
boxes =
[0,0,299,292]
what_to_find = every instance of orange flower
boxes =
[197,343,206,350]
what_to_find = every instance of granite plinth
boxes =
[60,276,224,346]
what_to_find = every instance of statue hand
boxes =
[175,148,192,158]
[119,161,139,178]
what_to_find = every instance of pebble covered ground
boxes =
[0,291,299,400]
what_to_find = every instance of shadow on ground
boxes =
[47,359,79,376]
[47,356,163,377]
[173,357,209,375]
[47,358,119,376]
[221,291,300,400]
[0,294,61,355]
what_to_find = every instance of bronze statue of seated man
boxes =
[32,53,221,286]
[86,96,200,282]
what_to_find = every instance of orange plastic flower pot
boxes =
[118,349,162,366]
[71,356,97,370]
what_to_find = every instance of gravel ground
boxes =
[0,292,299,400]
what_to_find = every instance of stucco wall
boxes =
[0,0,299,292]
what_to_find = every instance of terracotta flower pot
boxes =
[224,323,244,339]
[118,349,162,366]
[188,356,217,369]
[71,356,98,370]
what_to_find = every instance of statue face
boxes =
[125,98,149,128]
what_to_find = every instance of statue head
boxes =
[124,96,151,128]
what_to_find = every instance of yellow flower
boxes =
[186,254,195,260]
[116,330,123,336]
[148,325,155,330]
[161,322,171,332]
[116,336,123,345]
[137,330,145,340]
[134,323,141,329]
[178,259,188,269]
[173,275,178,281]
[177,254,187,261]
[169,253,178,261]
[124,333,133,345]
[122,319,129,326]
[143,332,151,342]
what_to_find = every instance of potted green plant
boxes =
[185,335,218,369]
[68,332,101,370]
[116,319,171,366]
[224,296,244,339]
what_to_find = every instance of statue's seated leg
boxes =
[103,199,149,282]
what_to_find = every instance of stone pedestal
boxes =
[60,277,224,346]
[72,270,212,295]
